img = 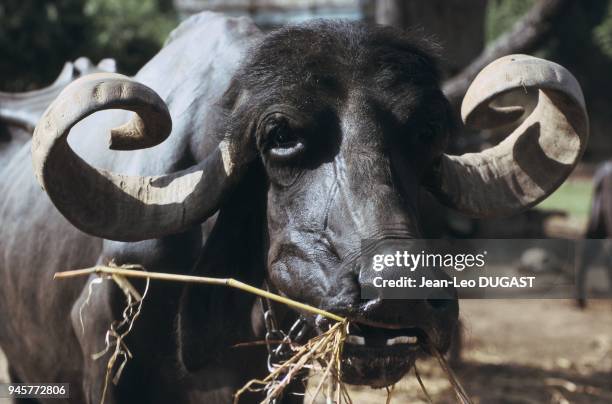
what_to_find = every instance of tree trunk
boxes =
[374,0,405,29]
[375,0,488,76]
[443,0,570,108]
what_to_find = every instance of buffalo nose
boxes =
[360,293,456,318]
[356,259,458,331]
[424,286,458,312]
[426,297,456,312]
[355,289,458,338]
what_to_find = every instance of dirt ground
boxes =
[1,299,610,403]
[322,299,612,404]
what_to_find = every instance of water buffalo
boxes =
[576,161,612,308]
[0,57,115,157]
[0,11,588,403]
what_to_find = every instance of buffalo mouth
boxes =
[337,323,429,388]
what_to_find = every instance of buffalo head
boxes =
[32,21,588,388]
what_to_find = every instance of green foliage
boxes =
[485,0,535,43]
[485,0,612,63]
[84,0,177,75]
[0,0,91,91]
[593,1,612,59]
[0,0,177,91]
[537,179,593,222]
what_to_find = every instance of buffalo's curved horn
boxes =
[33,73,243,241]
[428,55,589,217]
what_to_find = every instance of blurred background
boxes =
[3,1,612,216]
[1,0,611,402]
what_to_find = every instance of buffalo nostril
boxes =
[360,284,380,300]
[426,298,453,311]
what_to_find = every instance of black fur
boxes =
[0,15,459,402]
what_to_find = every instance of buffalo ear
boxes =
[177,161,268,371]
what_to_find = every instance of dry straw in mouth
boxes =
[56,265,344,322]
[55,264,472,404]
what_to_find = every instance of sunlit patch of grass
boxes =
[537,179,593,222]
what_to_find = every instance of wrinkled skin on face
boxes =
[225,21,459,387]
[1,10,587,401]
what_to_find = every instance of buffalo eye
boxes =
[262,115,305,161]
[269,121,295,148]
